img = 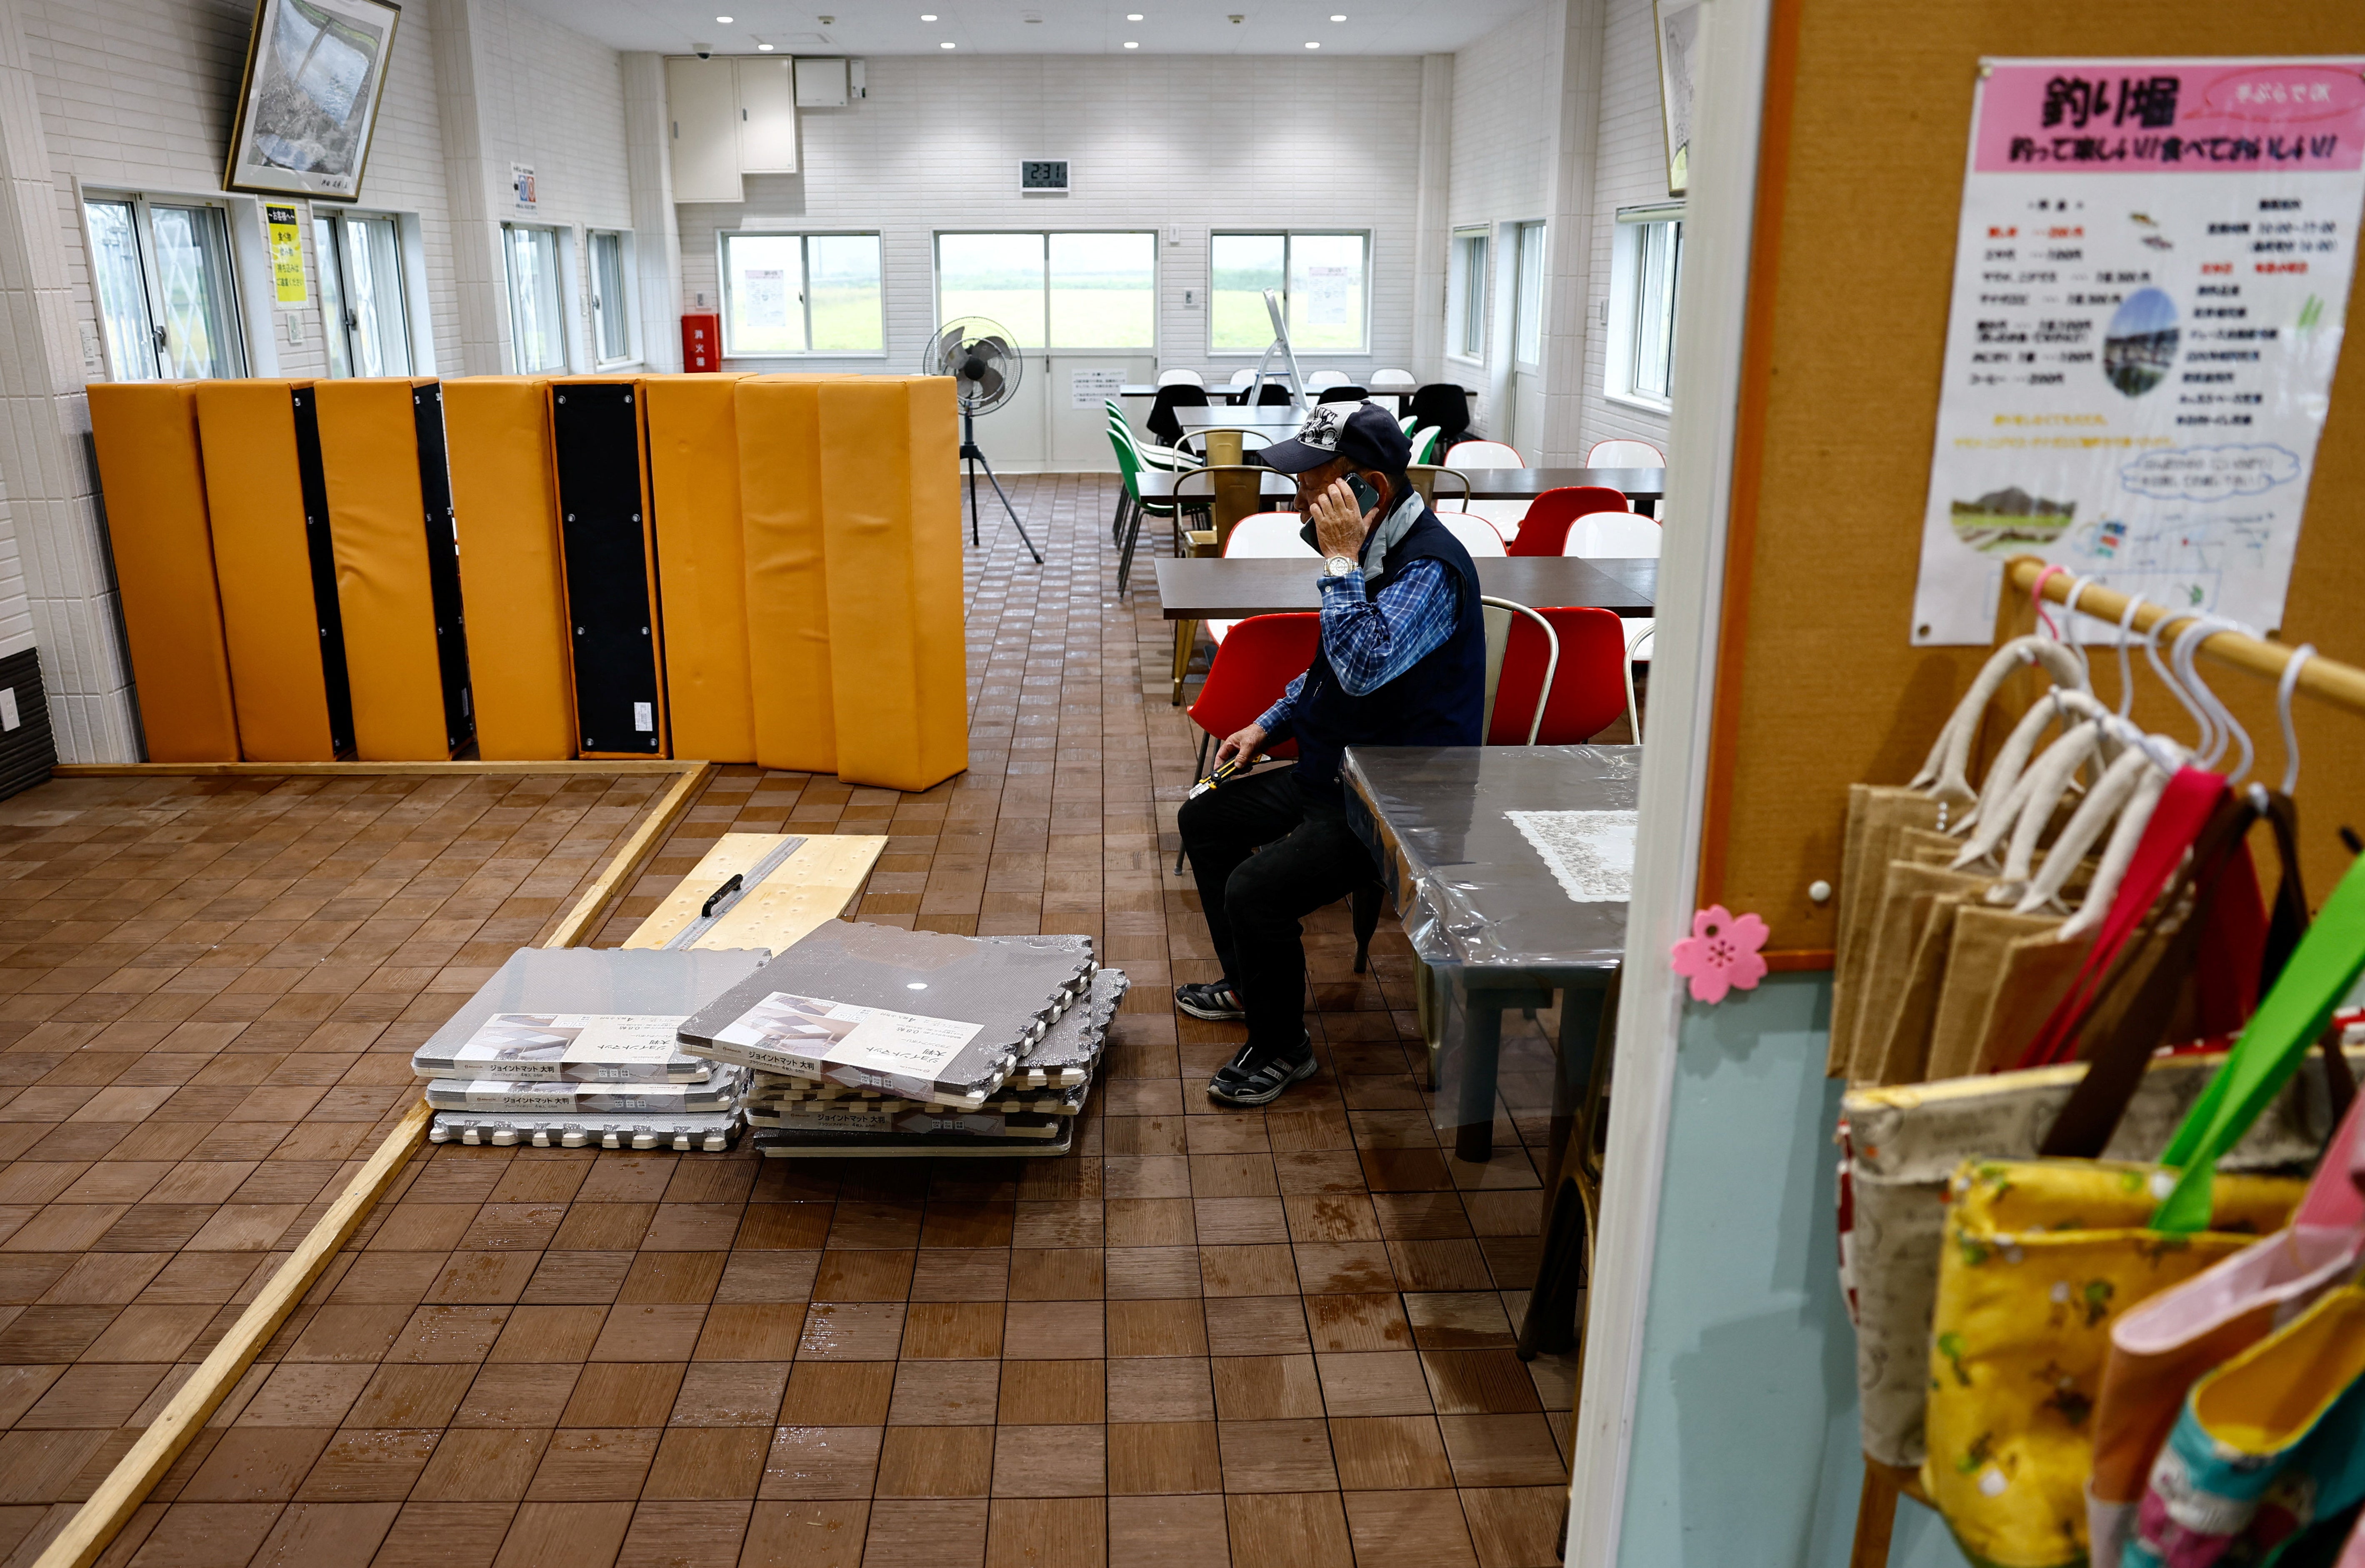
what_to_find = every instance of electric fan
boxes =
[923,316,1042,564]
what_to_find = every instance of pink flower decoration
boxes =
[1670,906,1770,1004]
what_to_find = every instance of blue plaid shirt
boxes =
[1255,558,1458,741]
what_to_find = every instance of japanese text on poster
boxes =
[1911,57,2365,644]
[1070,367,1125,408]
[266,204,305,306]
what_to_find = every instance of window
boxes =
[590,231,637,367]
[720,232,883,356]
[1210,231,1367,353]
[1607,210,1684,408]
[934,232,1154,350]
[1512,221,1546,367]
[85,195,246,380]
[502,223,567,372]
[315,211,411,378]
[1450,230,1488,360]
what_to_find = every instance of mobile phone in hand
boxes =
[1345,472,1381,515]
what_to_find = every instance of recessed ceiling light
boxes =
[1123,39,1138,47]
[1305,40,1320,47]
[941,40,955,47]
[1330,12,1346,18]
[920,11,936,17]
[715,14,732,21]
[756,41,774,49]
[1126,10,1143,16]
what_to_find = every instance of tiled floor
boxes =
[0,476,1574,1568]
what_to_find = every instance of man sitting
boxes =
[1175,401,1487,1106]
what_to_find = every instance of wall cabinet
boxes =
[666,56,800,204]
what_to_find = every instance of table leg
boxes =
[1518,977,1616,1361]
[1450,983,1552,1163]
[1170,619,1197,706]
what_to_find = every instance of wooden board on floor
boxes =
[625,830,888,951]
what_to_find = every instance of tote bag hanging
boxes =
[1919,850,2365,1568]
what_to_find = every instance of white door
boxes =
[666,57,742,203]
[1508,220,1546,453]
[735,58,798,173]
[1048,353,1155,471]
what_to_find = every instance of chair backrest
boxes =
[1222,513,1317,558]
[1408,464,1471,510]
[1306,370,1348,389]
[1370,368,1415,390]
[1255,382,1295,406]
[1442,517,1507,557]
[1106,422,1145,498]
[1157,368,1204,388]
[1409,383,1472,442]
[1479,596,1560,746]
[1316,385,1369,405]
[1444,439,1523,469]
[1587,438,1666,468]
[1177,427,1273,460]
[1565,513,1662,558]
[1228,369,1256,385]
[1505,486,1629,558]
[1408,426,1441,464]
[1486,606,1631,745]
[1188,612,1321,749]
[1147,383,1211,446]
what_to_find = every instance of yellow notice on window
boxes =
[266,204,305,306]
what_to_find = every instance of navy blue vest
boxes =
[1289,507,1487,791]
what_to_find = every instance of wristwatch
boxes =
[1322,555,1356,578]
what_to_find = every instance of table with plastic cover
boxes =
[1341,743,1635,1356]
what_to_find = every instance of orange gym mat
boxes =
[443,376,576,760]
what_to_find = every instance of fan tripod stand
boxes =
[960,407,1042,564]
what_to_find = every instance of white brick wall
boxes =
[673,53,1427,382]
[1577,0,1675,455]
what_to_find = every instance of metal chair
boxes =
[1408,465,1472,514]
[1157,368,1205,388]
[1479,596,1561,747]
[1486,604,1632,745]
[1443,517,1508,557]
[1566,512,1662,559]
[1208,513,1318,645]
[1444,440,1530,535]
[1315,385,1369,404]
[1506,487,1630,557]
[1175,612,1321,873]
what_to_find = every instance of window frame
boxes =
[315,208,415,379]
[1512,220,1546,370]
[930,230,1159,354]
[588,229,640,369]
[719,230,887,359]
[1207,229,1371,357]
[81,190,250,382]
[1605,206,1685,414]
[500,221,570,375]
[1448,228,1488,364]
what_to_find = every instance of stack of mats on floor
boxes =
[414,946,767,1150]
[676,922,1117,1157]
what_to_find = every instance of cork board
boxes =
[1701,0,2365,962]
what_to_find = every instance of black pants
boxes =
[1178,767,1377,1055]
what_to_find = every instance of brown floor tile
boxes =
[613,1499,749,1568]
[1210,1356,1322,1421]
[740,1501,869,1568]
[643,1426,768,1499]
[490,1499,635,1568]
[1344,1488,1479,1567]
[250,1501,404,1568]
[1107,1421,1222,1496]
[887,1358,1000,1426]
[454,1365,579,1429]
[875,1425,995,1498]
[409,1428,548,1503]
[1000,1300,1101,1359]
[990,1424,1105,1497]
[1330,1414,1456,1491]
[780,1362,895,1425]
[178,1426,334,1502]
[1106,1357,1213,1423]
[1403,1292,1515,1350]
[1105,1299,1204,1358]
[1108,1492,1231,1566]
[694,1303,801,1361]
[1201,1298,1310,1358]
[758,1425,882,1500]
[524,1427,660,1500]
[370,1501,517,1568]
[862,1498,988,1568]
[996,1359,1104,1424]
[670,1361,788,1426]
[797,1302,904,1361]
[1459,1484,1567,1568]
[812,1250,915,1302]
[901,1302,1004,1360]
[562,1362,685,1428]
[109,1502,282,1568]
[1215,1419,1337,1493]
[293,1430,440,1502]
[1422,1348,1545,1415]
[985,1496,1105,1568]
[1304,1292,1412,1353]
[1316,1351,1433,1417]
[1435,1413,1567,1487]
[1223,1492,1353,1568]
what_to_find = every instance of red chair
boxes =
[1485,606,1633,744]
[1505,487,1631,557]
[1177,612,1388,971]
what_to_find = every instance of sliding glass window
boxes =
[1210,231,1368,353]
[84,194,246,380]
[315,210,412,378]
[935,232,1155,350]
[720,232,884,355]
[501,223,567,373]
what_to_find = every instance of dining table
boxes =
[1135,465,1668,507]
[1340,742,1638,1358]
[1152,554,1656,621]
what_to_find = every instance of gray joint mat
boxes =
[412,947,772,1083]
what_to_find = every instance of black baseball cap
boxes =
[1260,400,1412,474]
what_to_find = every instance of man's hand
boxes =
[1212,722,1267,772]
[1309,477,1377,562]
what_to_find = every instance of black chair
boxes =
[1316,385,1369,405]
[1146,384,1209,447]
[1409,383,1472,446]
[1255,382,1295,406]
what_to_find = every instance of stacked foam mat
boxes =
[84,372,967,787]
[677,923,1122,1158]
[414,946,767,1149]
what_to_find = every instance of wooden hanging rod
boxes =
[2006,556,2365,719]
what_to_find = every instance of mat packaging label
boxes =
[451,1014,687,1079]
[713,991,983,1083]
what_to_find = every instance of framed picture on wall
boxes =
[1653,0,1699,196]
[222,0,402,203]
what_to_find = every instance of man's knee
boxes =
[1176,787,1220,849]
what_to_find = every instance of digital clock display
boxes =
[1020,160,1069,191]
